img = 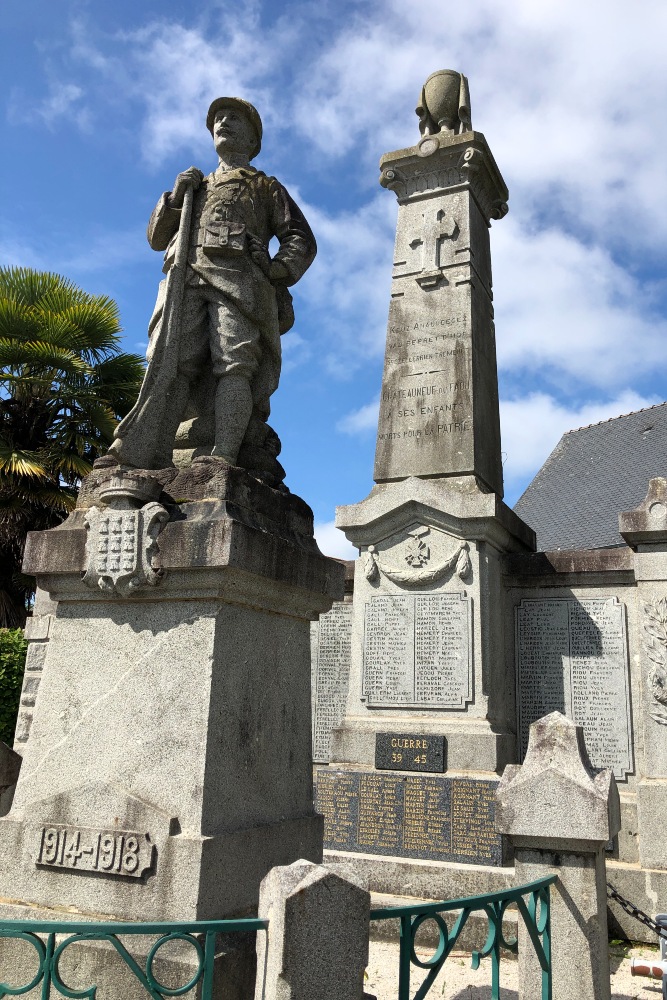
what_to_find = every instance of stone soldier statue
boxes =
[104,97,316,488]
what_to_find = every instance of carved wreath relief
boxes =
[642,598,667,725]
[365,526,471,587]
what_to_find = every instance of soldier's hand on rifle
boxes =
[169,167,204,208]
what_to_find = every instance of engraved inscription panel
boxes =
[363,593,471,708]
[311,603,353,763]
[375,732,446,772]
[516,598,633,780]
[36,825,154,878]
[316,769,502,865]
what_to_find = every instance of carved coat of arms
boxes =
[82,472,168,596]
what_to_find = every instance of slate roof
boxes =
[513,403,667,551]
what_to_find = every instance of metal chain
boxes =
[607,881,667,940]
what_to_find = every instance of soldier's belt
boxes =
[200,220,245,257]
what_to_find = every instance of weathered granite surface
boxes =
[373,68,507,495]
[254,860,369,1000]
[334,476,533,773]
[496,713,619,1000]
[618,479,667,871]
[0,467,344,929]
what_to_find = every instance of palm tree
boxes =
[0,267,145,626]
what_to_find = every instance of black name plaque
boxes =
[375,732,446,772]
[315,768,502,866]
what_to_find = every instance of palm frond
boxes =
[0,441,49,479]
[0,338,90,375]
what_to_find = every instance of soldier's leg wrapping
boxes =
[207,297,261,465]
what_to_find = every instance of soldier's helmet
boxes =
[206,97,262,159]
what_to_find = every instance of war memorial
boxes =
[310,70,667,945]
[0,69,663,1000]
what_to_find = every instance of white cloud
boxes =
[296,194,395,374]
[60,227,151,274]
[61,6,293,168]
[8,80,90,130]
[493,219,667,388]
[0,234,48,271]
[500,389,661,502]
[314,520,358,560]
[291,0,667,249]
[337,398,379,435]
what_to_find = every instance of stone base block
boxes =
[369,891,518,955]
[614,794,639,864]
[330,720,516,774]
[323,853,667,945]
[0,813,323,923]
[606,861,667,943]
[0,902,257,1000]
[324,850,514,900]
[637,780,667,870]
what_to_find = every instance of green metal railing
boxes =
[0,916,267,999]
[370,875,557,1000]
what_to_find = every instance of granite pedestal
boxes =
[0,461,344,994]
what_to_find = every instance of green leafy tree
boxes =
[0,628,27,744]
[0,267,144,626]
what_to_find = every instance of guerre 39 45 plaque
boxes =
[363,593,471,707]
[515,597,634,781]
[375,732,446,772]
[316,768,501,865]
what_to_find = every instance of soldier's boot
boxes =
[212,373,253,465]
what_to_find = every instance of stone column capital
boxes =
[379,131,508,222]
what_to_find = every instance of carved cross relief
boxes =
[393,206,460,289]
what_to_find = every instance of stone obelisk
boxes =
[374,71,505,492]
[334,70,534,775]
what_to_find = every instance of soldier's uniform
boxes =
[109,163,315,473]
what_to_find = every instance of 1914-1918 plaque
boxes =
[311,603,353,763]
[363,593,471,708]
[515,597,634,781]
[315,768,502,865]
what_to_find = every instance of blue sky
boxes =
[3,0,667,557]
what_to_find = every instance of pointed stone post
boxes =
[254,859,370,1000]
[495,712,621,1000]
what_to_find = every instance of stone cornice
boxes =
[379,130,508,223]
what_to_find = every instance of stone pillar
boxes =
[620,478,667,871]
[333,70,534,775]
[495,712,621,1000]
[373,95,507,494]
[0,463,344,925]
[254,859,370,1000]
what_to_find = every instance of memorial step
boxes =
[369,891,518,954]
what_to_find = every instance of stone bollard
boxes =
[254,859,370,1000]
[495,712,621,1000]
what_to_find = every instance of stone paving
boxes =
[365,938,664,999]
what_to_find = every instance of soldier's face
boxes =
[213,108,257,157]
